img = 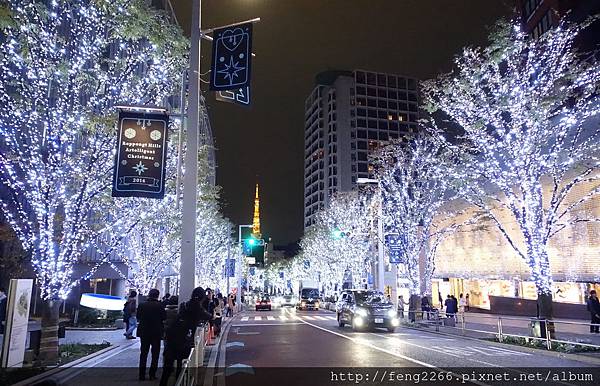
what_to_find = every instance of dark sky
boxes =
[173,0,514,245]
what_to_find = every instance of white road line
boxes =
[232,323,304,327]
[326,316,336,320]
[241,316,249,321]
[302,315,315,320]
[254,316,261,321]
[267,316,275,320]
[279,315,288,320]
[314,316,327,320]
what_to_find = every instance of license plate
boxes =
[374,318,384,324]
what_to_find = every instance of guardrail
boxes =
[400,310,600,351]
[174,323,208,386]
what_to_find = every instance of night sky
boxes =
[172,0,514,245]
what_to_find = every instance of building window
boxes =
[523,0,541,20]
[356,72,366,84]
[367,72,376,85]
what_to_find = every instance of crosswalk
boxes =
[239,315,337,322]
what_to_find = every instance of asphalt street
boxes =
[205,307,600,386]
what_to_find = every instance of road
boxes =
[206,307,600,386]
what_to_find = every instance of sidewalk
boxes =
[17,315,236,386]
[414,311,600,347]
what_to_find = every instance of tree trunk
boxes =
[38,299,61,365]
[537,292,553,319]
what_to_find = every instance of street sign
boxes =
[1,279,33,367]
[279,271,284,279]
[303,260,310,270]
[210,23,253,91]
[216,86,251,106]
[249,267,256,276]
[112,110,168,198]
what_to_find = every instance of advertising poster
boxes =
[1,279,33,368]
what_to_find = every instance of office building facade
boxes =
[303,70,419,228]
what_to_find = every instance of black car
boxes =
[336,289,399,332]
[255,295,272,311]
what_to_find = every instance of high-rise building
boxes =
[303,70,420,229]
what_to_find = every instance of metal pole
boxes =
[180,0,201,301]
[237,225,243,311]
[377,187,385,292]
[227,242,230,295]
[175,70,187,210]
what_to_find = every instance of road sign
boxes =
[216,86,251,106]
[225,258,236,277]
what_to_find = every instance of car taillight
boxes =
[267,301,271,304]
[255,301,260,305]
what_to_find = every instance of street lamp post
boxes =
[238,224,253,311]
[179,0,202,301]
[356,178,385,293]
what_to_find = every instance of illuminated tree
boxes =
[0,0,187,361]
[423,20,600,318]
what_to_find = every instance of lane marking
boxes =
[326,316,336,320]
[232,323,303,327]
[267,316,275,321]
[314,316,327,320]
[254,316,261,321]
[297,321,488,386]
[302,316,315,320]
[241,317,249,321]
[279,315,288,320]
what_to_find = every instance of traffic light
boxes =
[332,229,351,239]
[243,237,265,267]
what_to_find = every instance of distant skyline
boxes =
[173,0,514,244]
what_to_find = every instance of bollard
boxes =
[545,320,552,350]
[497,317,503,343]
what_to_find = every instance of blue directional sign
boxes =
[249,267,256,276]
[210,23,253,91]
[303,260,310,270]
[385,234,403,264]
[279,271,284,279]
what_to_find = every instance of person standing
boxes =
[397,295,406,319]
[0,287,7,334]
[226,294,234,317]
[124,290,138,339]
[421,295,431,319]
[459,293,467,314]
[161,293,171,308]
[465,293,470,312]
[444,295,454,318]
[213,293,224,337]
[137,288,166,381]
[587,290,600,334]
[160,287,212,386]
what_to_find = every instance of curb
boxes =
[65,327,119,331]
[400,324,600,366]
[12,344,119,386]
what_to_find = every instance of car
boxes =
[255,295,272,311]
[296,287,321,311]
[280,295,295,307]
[336,289,400,332]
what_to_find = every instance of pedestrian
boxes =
[421,295,430,319]
[161,293,171,308]
[137,288,166,381]
[444,295,454,318]
[465,293,470,312]
[213,293,224,337]
[124,290,138,339]
[226,294,234,317]
[0,286,7,334]
[438,292,443,309]
[160,287,212,386]
[397,295,406,319]
[587,290,600,334]
[459,293,467,314]
[163,295,179,336]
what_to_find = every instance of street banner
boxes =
[210,22,253,91]
[216,86,251,107]
[112,110,169,199]
[1,279,33,368]
[385,234,404,264]
[226,258,236,278]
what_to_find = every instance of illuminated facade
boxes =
[432,179,600,309]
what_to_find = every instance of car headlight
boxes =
[387,309,397,318]
[355,307,368,317]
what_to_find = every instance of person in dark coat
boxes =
[0,287,7,334]
[421,295,430,319]
[587,290,600,333]
[137,288,166,381]
[159,287,212,386]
